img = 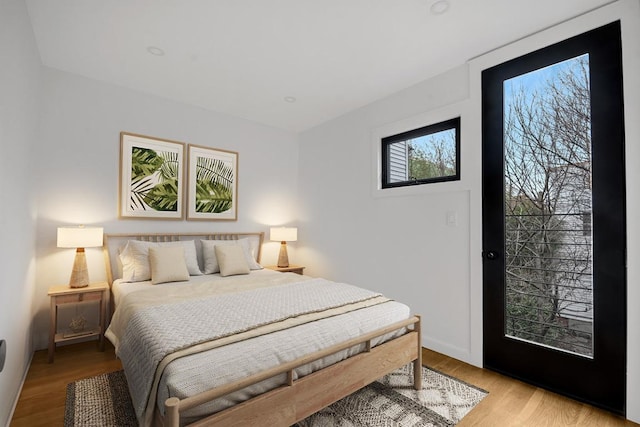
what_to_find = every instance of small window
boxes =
[381,117,460,188]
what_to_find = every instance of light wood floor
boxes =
[11,341,122,427]
[425,349,637,427]
[10,342,638,426]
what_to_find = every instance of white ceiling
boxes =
[25,0,613,132]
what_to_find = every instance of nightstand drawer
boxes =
[54,291,103,304]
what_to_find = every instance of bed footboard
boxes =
[159,315,422,427]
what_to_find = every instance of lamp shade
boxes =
[57,226,104,248]
[270,227,297,242]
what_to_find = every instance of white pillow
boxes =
[159,240,202,276]
[119,240,154,282]
[215,245,250,277]
[200,240,230,274]
[149,246,190,284]
[119,240,202,282]
[240,238,263,270]
[201,238,262,274]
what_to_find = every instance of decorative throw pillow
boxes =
[148,246,190,284]
[201,238,262,274]
[215,245,250,277]
[159,240,202,275]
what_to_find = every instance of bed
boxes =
[103,231,422,427]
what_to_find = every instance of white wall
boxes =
[298,64,473,361]
[0,0,42,425]
[297,0,639,422]
[30,68,300,350]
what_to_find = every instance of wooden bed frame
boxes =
[103,232,422,427]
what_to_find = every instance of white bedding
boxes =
[107,270,412,425]
[159,298,410,423]
[111,269,278,307]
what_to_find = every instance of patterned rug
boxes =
[65,364,487,426]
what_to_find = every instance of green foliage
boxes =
[409,148,456,179]
[194,180,233,213]
[407,136,456,180]
[194,157,233,213]
[158,152,180,181]
[131,148,163,181]
[129,147,179,212]
[143,179,180,211]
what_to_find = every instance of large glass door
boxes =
[482,21,626,414]
[503,53,595,357]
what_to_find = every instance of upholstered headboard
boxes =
[103,232,264,286]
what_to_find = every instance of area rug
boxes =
[65,364,487,426]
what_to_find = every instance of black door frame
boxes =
[482,21,626,414]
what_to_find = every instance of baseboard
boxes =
[5,351,33,427]
[423,335,476,366]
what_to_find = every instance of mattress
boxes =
[106,270,412,425]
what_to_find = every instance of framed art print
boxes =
[187,144,238,221]
[119,132,185,219]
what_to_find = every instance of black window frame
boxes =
[381,117,461,189]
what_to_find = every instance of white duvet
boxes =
[106,270,411,426]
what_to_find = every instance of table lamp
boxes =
[57,225,104,288]
[270,227,297,268]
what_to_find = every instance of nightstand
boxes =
[265,265,305,275]
[48,282,109,363]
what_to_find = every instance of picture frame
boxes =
[187,144,238,221]
[119,132,185,219]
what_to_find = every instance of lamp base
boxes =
[277,241,290,268]
[69,248,90,288]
